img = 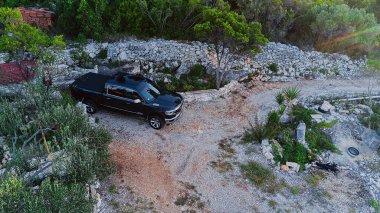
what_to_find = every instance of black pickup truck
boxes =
[70,72,183,129]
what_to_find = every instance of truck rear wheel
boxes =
[85,100,97,114]
[149,115,164,130]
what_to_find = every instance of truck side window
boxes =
[108,87,128,98]
[108,86,140,100]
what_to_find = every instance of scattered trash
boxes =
[315,161,338,172]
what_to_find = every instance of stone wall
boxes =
[18,7,55,30]
[0,38,369,93]
[63,39,367,82]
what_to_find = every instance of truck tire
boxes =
[149,115,164,130]
[84,100,97,114]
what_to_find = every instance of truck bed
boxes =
[73,72,110,93]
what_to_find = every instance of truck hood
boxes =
[152,91,183,110]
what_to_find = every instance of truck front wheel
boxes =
[149,115,164,130]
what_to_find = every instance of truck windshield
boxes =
[139,82,161,102]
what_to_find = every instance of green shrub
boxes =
[370,199,380,212]
[292,106,316,126]
[284,86,300,102]
[276,92,285,105]
[242,123,274,144]
[97,48,108,59]
[241,161,281,193]
[188,64,207,77]
[309,4,377,41]
[55,0,107,39]
[306,129,339,154]
[282,141,311,170]
[268,63,279,73]
[0,176,94,213]
[267,111,280,127]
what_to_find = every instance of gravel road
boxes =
[96,76,380,213]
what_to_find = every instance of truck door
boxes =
[103,84,140,115]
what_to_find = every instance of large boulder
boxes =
[318,101,335,114]
[361,129,380,151]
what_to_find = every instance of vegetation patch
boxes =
[0,176,94,213]
[306,172,327,187]
[242,87,339,169]
[241,161,283,193]
[157,64,226,92]
[360,103,380,134]
[210,160,233,173]
[0,82,113,212]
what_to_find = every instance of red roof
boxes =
[0,61,36,85]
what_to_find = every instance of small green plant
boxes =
[174,196,188,206]
[241,161,278,192]
[370,199,380,212]
[306,129,340,154]
[306,172,327,187]
[268,199,278,209]
[108,184,118,194]
[290,186,301,195]
[284,86,300,101]
[292,106,316,126]
[268,63,279,73]
[316,120,337,128]
[97,48,108,59]
[282,141,310,169]
[267,111,280,127]
[241,123,274,144]
[276,91,285,105]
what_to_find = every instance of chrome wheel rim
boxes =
[150,118,161,129]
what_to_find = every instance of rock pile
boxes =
[255,42,367,80]
[49,39,367,85]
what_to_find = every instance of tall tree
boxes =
[194,1,268,89]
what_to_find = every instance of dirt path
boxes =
[97,77,380,213]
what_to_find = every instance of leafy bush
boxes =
[0,82,113,182]
[0,7,65,60]
[0,176,93,213]
[309,4,377,41]
[306,129,339,154]
[236,0,295,40]
[282,141,311,169]
[55,0,107,40]
[292,105,316,126]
